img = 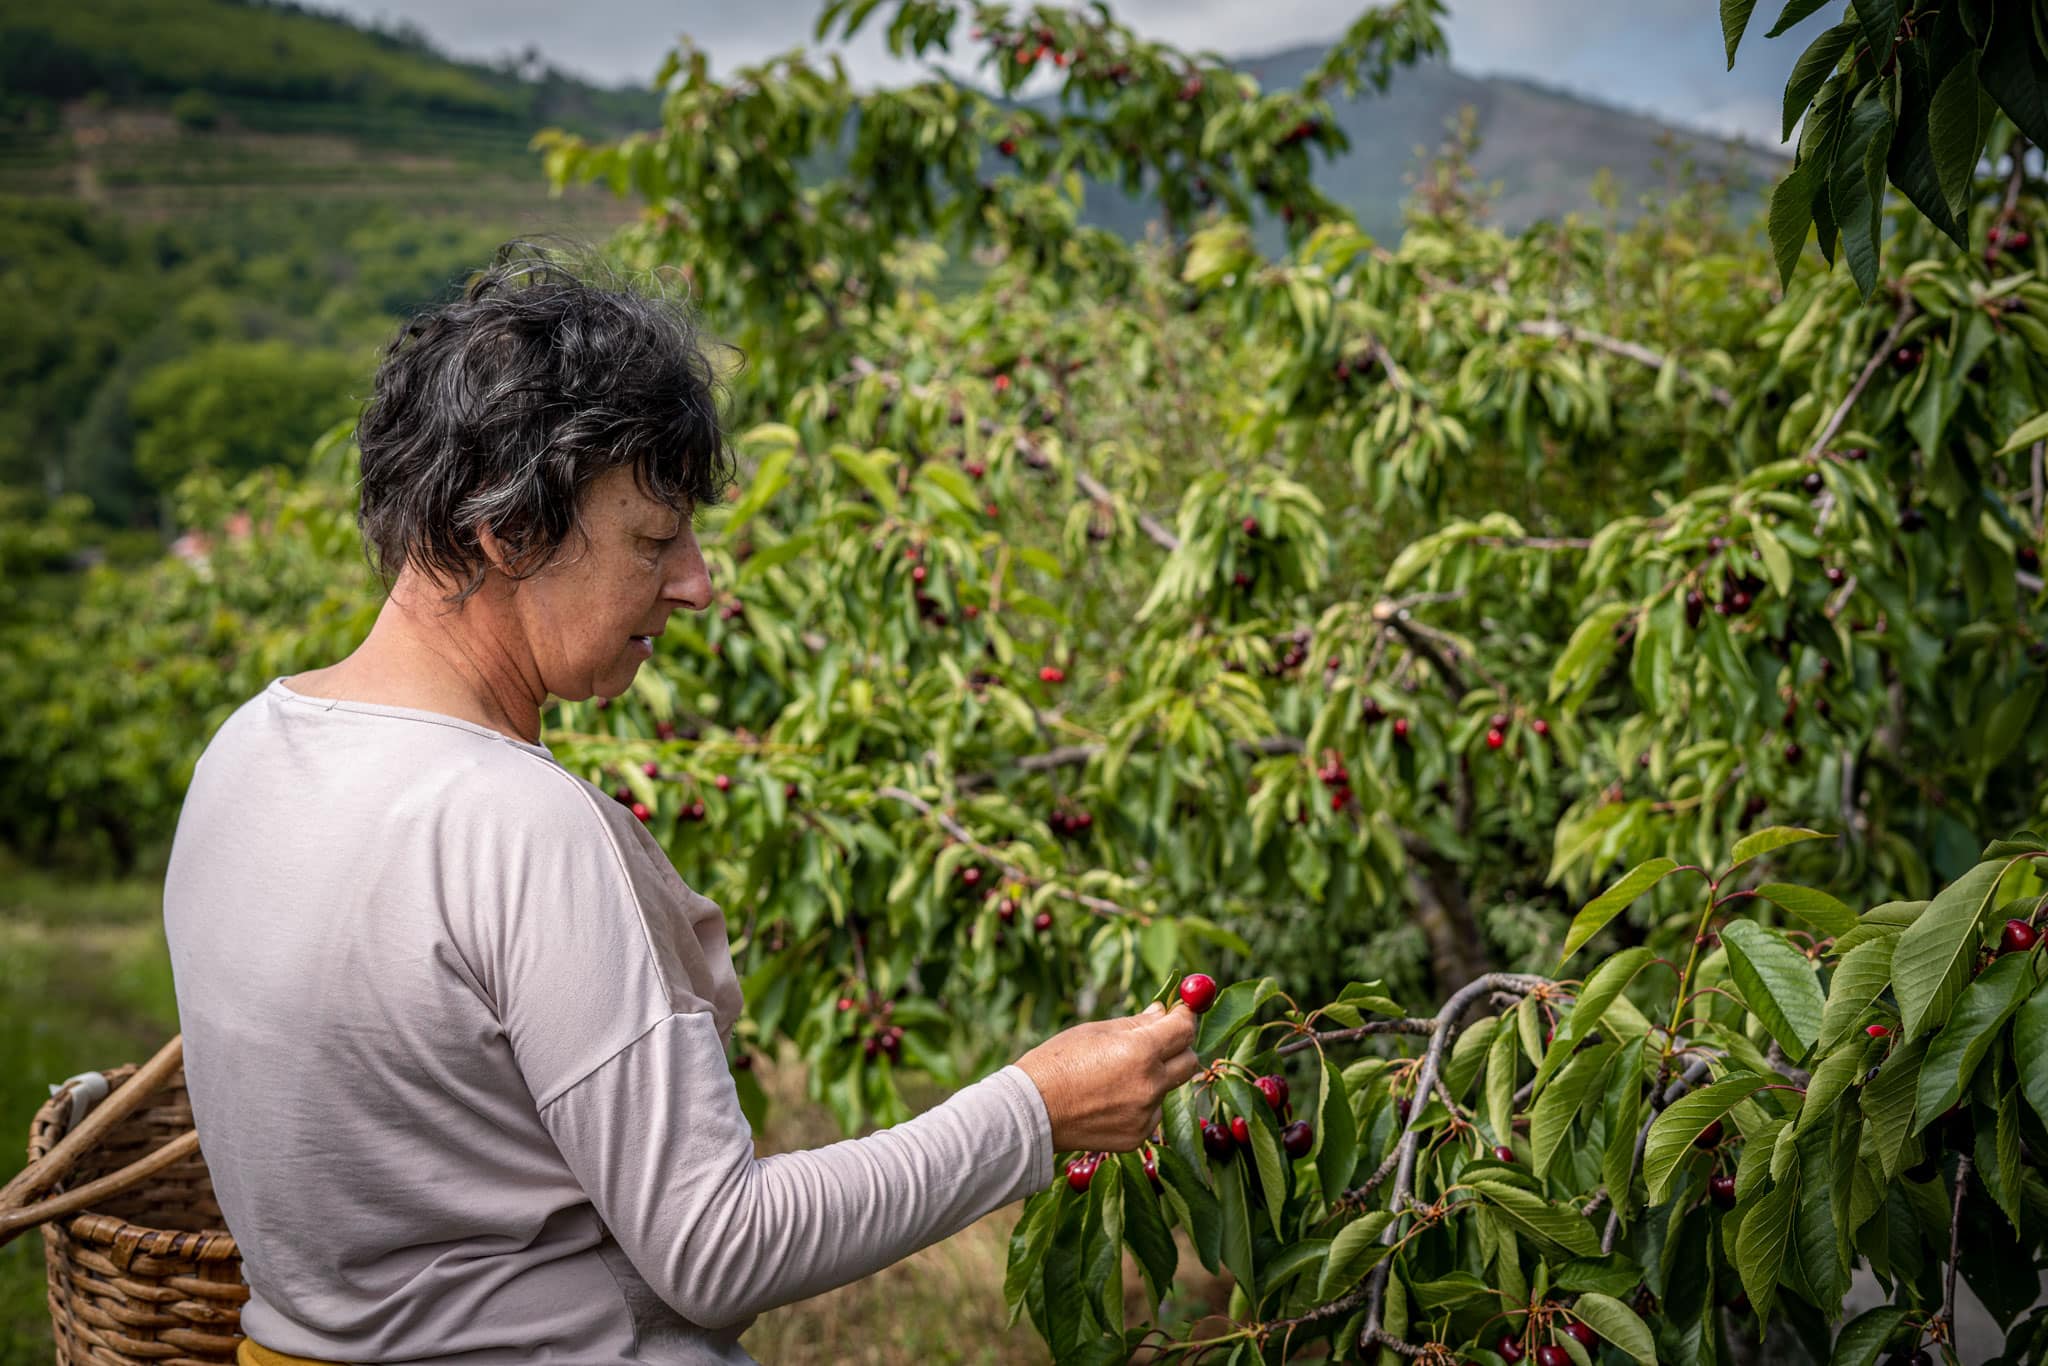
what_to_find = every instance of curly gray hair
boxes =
[354,239,740,607]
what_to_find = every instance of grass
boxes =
[0,849,1227,1362]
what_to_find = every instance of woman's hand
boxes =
[1013,1002,1202,1153]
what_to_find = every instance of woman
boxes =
[162,245,1200,1364]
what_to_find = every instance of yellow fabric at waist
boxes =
[237,1337,348,1366]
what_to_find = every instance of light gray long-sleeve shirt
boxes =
[162,677,1054,1363]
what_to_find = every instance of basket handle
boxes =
[0,1129,204,1247]
[0,1034,192,1247]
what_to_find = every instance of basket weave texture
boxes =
[27,1062,248,1365]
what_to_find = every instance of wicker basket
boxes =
[0,1036,248,1364]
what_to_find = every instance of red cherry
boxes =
[2001,919,2039,954]
[1281,1120,1314,1158]
[1694,1119,1724,1149]
[655,720,677,740]
[1710,1173,1737,1208]
[993,373,1011,392]
[613,786,632,803]
[1564,1322,1598,1349]
[688,800,705,820]
[1066,1154,1097,1191]
[1531,718,1549,737]
[1178,973,1219,1013]
[912,564,927,583]
[642,761,660,777]
[1039,665,1066,683]
[998,138,1017,156]
[1536,1348,1571,1366]
[1229,1115,1251,1146]
[630,802,652,823]
[1256,1075,1289,1111]
[1202,1121,1234,1159]
[1866,1023,1891,1038]
[1032,911,1053,932]
[1493,1145,1516,1164]
[1242,516,1260,536]
[714,774,731,791]
[785,782,800,800]
[836,997,854,1012]
[960,865,982,886]
[1485,727,1505,750]
[1141,1146,1163,1190]
[1392,717,1410,739]
[1496,1338,1526,1364]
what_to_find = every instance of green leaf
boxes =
[1831,900,1926,955]
[1755,883,1858,938]
[1721,0,1759,67]
[1548,601,1635,704]
[1768,158,1817,288]
[1196,977,1276,1059]
[1914,952,2036,1123]
[1318,1049,1359,1203]
[1163,1084,1206,1178]
[1214,1157,1256,1303]
[2016,982,2048,1128]
[1560,857,1682,965]
[1560,947,1658,1052]
[1727,826,1832,873]
[1858,1034,1928,1181]
[1893,857,2019,1040]
[1644,1074,1773,1203]
[1118,1153,1177,1307]
[1487,1015,1520,1143]
[1734,1174,1798,1316]
[1829,94,1892,298]
[1979,5,2048,146]
[1752,524,1794,598]
[1004,1192,1059,1328]
[1721,920,1827,1060]
[1317,1211,1395,1299]
[1781,23,1856,142]
[1083,1155,1125,1331]
[1983,1080,2025,1234]
[1571,1292,1659,1364]
[1532,1042,1621,1179]
[1928,54,1986,220]
[1157,1146,1221,1271]
[1996,410,2048,457]
[1469,1180,1604,1256]
[1765,0,1833,38]
[1827,1305,1910,1366]
[1602,1048,1648,1229]
[1796,1039,1873,1135]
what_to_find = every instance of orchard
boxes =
[6,0,2048,1359]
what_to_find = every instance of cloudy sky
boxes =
[313,0,1834,149]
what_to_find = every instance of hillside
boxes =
[1073,49,1787,247]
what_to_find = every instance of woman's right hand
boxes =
[1013,1002,1202,1153]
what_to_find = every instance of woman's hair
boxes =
[354,238,741,607]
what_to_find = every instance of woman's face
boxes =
[503,464,713,701]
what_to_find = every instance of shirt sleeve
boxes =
[536,1012,1054,1330]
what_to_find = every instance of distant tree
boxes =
[129,340,363,492]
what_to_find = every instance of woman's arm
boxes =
[539,1006,1191,1330]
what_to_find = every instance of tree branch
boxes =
[1602,1055,1714,1252]
[1361,973,1549,1341]
[1278,1018,1437,1055]
[875,785,1136,919]
[1516,319,1734,408]
[1804,291,1915,465]
[1940,1153,1973,1333]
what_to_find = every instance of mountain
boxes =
[1071,48,1790,248]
